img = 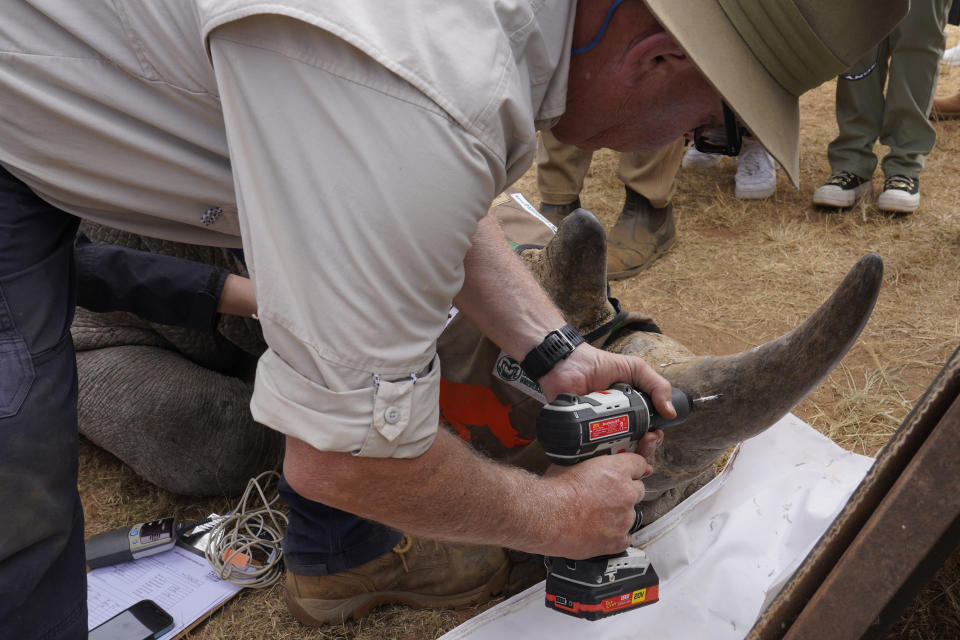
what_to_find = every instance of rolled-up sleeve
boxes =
[208,16,506,457]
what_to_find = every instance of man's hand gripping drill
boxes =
[535,383,708,619]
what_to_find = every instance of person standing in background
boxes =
[681,135,779,201]
[812,0,952,214]
[536,130,685,280]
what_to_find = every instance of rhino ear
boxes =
[520,209,617,336]
[608,253,884,493]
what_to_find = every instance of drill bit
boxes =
[692,393,723,405]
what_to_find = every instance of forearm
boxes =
[74,231,227,331]
[217,273,258,317]
[284,428,561,553]
[284,427,657,559]
[452,212,675,415]
[453,212,567,361]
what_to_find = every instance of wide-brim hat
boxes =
[646,0,908,186]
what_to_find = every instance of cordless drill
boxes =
[536,382,694,620]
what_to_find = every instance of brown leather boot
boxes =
[931,91,960,120]
[285,534,510,625]
[606,186,676,280]
[539,197,581,226]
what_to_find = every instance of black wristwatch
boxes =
[520,324,584,381]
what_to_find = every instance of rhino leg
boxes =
[77,345,282,496]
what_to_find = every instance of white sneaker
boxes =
[734,140,777,199]
[877,175,919,214]
[942,43,960,66]
[681,145,722,169]
[812,170,872,208]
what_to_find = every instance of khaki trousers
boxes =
[536,130,686,209]
[828,0,952,179]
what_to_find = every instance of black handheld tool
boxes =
[536,383,697,620]
[537,383,692,466]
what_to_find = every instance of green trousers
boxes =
[828,0,952,179]
[536,129,686,210]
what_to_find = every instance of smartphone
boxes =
[89,599,174,640]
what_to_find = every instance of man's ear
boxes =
[623,31,692,83]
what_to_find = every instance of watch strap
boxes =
[521,324,584,381]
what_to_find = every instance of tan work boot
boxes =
[285,534,510,625]
[931,91,960,120]
[606,186,676,280]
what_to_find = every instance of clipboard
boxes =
[87,514,243,639]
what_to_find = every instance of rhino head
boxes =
[439,207,882,521]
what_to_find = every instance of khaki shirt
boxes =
[0,1,573,456]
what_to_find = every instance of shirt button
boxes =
[384,407,401,424]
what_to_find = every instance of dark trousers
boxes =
[0,165,87,639]
[828,0,951,179]
[279,474,401,576]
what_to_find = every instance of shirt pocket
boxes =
[357,354,442,458]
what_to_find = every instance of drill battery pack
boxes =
[544,547,660,620]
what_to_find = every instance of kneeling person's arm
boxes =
[283,425,656,561]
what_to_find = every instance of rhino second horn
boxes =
[608,253,884,493]
[523,208,611,334]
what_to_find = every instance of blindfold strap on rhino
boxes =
[584,296,661,345]
[607,316,662,341]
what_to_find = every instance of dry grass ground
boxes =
[80,33,960,640]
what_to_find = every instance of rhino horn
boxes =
[606,253,884,495]
[517,211,882,498]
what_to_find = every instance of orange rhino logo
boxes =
[439,378,531,449]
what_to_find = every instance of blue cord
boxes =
[572,0,627,54]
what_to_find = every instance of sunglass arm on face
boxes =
[571,2,744,159]
[694,102,745,157]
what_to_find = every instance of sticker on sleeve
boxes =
[492,352,546,404]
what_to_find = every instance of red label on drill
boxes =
[589,415,629,440]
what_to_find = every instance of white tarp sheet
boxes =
[442,413,873,640]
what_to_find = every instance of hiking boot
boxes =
[681,145,722,169]
[877,175,920,214]
[539,198,581,227]
[931,91,960,120]
[734,139,777,199]
[812,170,872,208]
[285,534,509,625]
[606,186,676,280]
